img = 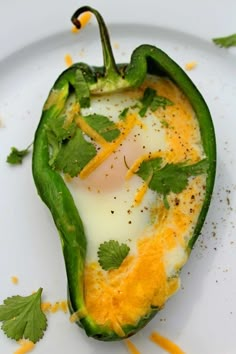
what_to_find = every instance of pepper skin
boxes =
[32,6,216,341]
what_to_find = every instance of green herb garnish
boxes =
[136,158,208,208]
[0,288,47,343]
[82,114,120,141]
[119,107,129,120]
[98,240,130,271]
[53,128,96,177]
[213,33,236,48]
[6,145,31,165]
[139,87,173,117]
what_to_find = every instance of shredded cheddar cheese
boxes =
[125,339,141,354]
[126,151,164,179]
[14,340,35,354]
[60,300,68,313]
[149,331,185,354]
[79,113,138,179]
[51,302,60,313]
[41,301,52,312]
[76,116,109,145]
[41,300,68,313]
[11,276,19,285]
[185,61,197,71]
[64,54,73,68]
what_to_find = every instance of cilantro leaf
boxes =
[54,128,96,177]
[213,33,236,48]
[47,113,77,142]
[73,69,90,108]
[46,112,78,166]
[98,240,130,271]
[136,158,208,208]
[6,145,31,165]
[82,114,120,142]
[150,96,173,112]
[139,87,156,117]
[139,87,173,117]
[119,107,129,120]
[0,288,47,343]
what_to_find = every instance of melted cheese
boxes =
[84,176,205,329]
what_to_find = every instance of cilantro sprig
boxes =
[213,33,236,48]
[139,87,173,117]
[6,144,32,165]
[98,240,130,271]
[53,129,97,177]
[82,114,120,141]
[0,288,47,343]
[136,158,208,208]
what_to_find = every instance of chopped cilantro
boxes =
[150,95,173,111]
[47,113,77,142]
[82,114,120,142]
[0,288,47,343]
[6,145,32,165]
[54,129,96,177]
[136,158,208,208]
[139,87,173,117]
[160,119,169,128]
[73,69,90,108]
[119,107,129,120]
[213,33,236,48]
[98,240,130,271]
[46,113,78,166]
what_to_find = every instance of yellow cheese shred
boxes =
[185,61,197,71]
[14,340,35,354]
[11,276,19,285]
[149,331,185,354]
[59,300,68,313]
[41,300,68,313]
[51,302,60,313]
[76,116,108,146]
[126,151,164,180]
[125,339,141,354]
[79,113,138,179]
[64,54,73,68]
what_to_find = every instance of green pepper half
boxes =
[32,6,216,341]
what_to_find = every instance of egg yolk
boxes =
[77,128,145,193]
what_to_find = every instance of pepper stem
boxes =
[71,6,120,82]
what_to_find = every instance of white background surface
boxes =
[0,0,236,353]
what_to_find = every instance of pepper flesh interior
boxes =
[67,75,206,334]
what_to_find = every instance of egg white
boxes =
[66,89,168,263]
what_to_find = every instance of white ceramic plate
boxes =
[0,1,236,353]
